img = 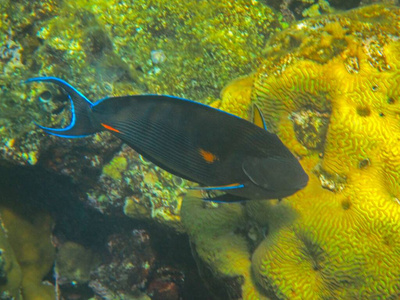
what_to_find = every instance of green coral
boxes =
[103,156,128,180]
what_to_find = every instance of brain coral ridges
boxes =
[183,4,400,299]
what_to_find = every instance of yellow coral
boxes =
[0,206,55,300]
[0,218,22,299]
[183,4,400,299]
[219,75,255,119]
[181,192,268,299]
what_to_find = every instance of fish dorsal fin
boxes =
[252,104,267,130]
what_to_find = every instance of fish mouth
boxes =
[265,173,309,197]
[297,172,309,189]
[267,172,309,193]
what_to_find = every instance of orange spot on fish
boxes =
[101,123,120,133]
[199,148,218,163]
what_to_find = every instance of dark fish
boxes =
[27,77,308,202]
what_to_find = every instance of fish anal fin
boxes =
[189,183,244,191]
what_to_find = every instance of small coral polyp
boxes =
[183,4,400,299]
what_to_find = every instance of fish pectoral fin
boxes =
[242,157,271,189]
[189,183,245,191]
[252,104,267,131]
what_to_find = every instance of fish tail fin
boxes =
[26,77,99,138]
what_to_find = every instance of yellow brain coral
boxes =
[182,4,400,299]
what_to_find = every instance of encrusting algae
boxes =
[87,145,187,231]
[182,4,400,299]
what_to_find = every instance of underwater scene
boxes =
[1,0,400,299]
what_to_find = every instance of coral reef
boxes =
[0,0,285,230]
[268,0,399,22]
[55,241,99,286]
[0,217,22,299]
[183,4,400,299]
[0,0,262,165]
[1,1,285,297]
[181,192,268,299]
[31,0,282,99]
[87,145,187,230]
[87,229,188,299]
[0,163,212,299]
[4,0,400,298]
[146,266,185,300]
[266,0,337,21]
[0,205,55,299]
[89,230,156,298]
[0,0,61,167]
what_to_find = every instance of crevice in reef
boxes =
[0,160,213,299]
